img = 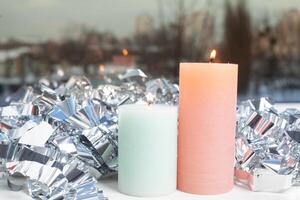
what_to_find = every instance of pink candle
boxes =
[178,52,238,195]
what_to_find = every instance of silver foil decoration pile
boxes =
[235,97,300,192]
[0,69,179,199]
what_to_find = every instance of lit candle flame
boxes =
[210,49,217,62]
[99,64,105,72]
[122,48,129,56]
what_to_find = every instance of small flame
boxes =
[210,49,217,62]
[122,48,129,56]
[99,64,105,72]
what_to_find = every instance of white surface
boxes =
[98,177,300,200]
[1,176,300,200]
[0,103,300,199]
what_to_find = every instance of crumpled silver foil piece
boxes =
[235,97,300,192]
[0,68,179,199]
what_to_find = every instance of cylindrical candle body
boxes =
[178,63,238,195]
[118,104,178,197]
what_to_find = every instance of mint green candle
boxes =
[118,104,177,197]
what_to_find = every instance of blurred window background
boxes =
[0,0,300,102]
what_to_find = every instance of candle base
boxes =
[118,183,176,197]
[177,173,233,195]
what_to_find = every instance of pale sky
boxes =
[0,0,300,42]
